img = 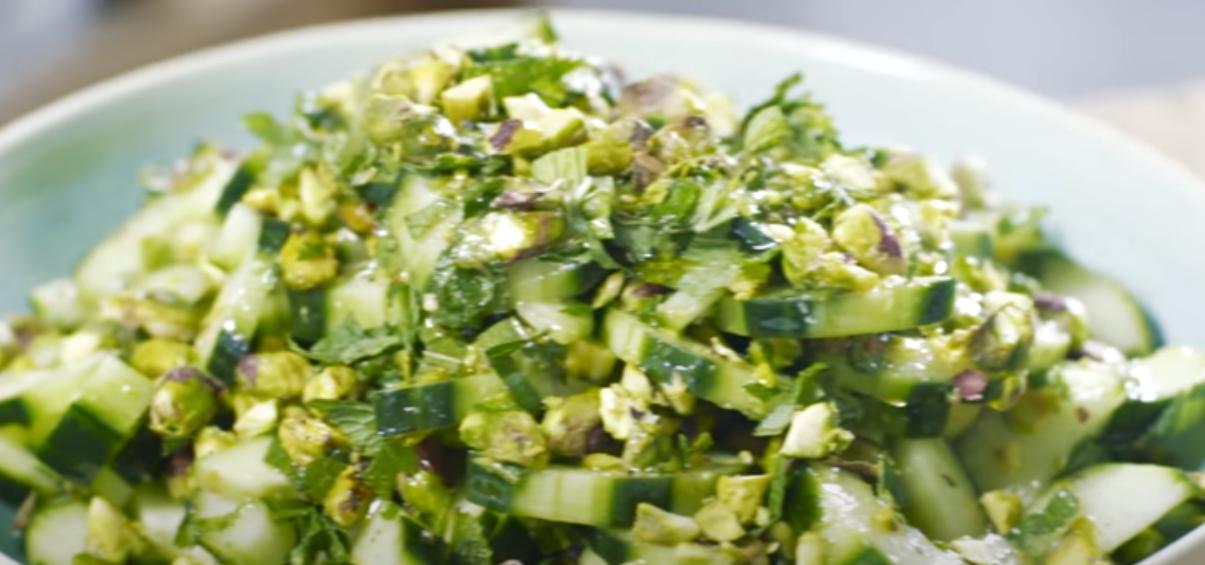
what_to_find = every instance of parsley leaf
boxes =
[304,319,406,365]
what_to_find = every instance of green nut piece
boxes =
[980,490,1022,534]
[323,464,373,528]
[832,203,907,275]
[540,389,602,458]
[395,469,452,525]
[693,500,745,543]
[632,502,700,545]
[130,338,196,378]
[148,367,221,439]
[779,402,854,459]
[459,410,549,468]
[303,365,360,402]
[278,406,340,466]
[715,474,771,524]
[236,351,312,399]
[972,292,1036,371]
[279,231,339,291]
[193,426,238,459]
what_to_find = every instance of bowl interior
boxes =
[1,9,1203,563]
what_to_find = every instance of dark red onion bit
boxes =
[1034,293,1068,313]
[870,212,904,259]
[490,119,521,151]
[953,370,989,402]
[493,190,541,209]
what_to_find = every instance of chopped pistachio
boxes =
[279,231,339,290]
[396,469,453,525]
[693,500,745,543]
[278,406,340,466]
[794,531,825,564]
[1045,516,1103,565]
[541,389,602,458]
[805,252,880,291]
[298,166,338,227]
[564,340,618,382]
[323,464,373,527]
[441,75,495,123]
[832,203,906,275]
[716,474,771,524]
[459,410,549,467]
[233,399,279,439]
[148,367,220,439]
[971,291,1036,371]
[878,150,959,199]
[236,351,312,399]
[779,402,853,459]
[581,453,626,471]
[193,426,238,459]
[980,490,1022,534]
[85,496,145,563]
[303,365,360,402]
[632,503,700,545]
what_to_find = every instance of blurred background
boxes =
[6,0,1205,175]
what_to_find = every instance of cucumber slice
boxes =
[603,309,769,419]
[193,492,296,565]
[487,339,585,414]
[585,529,679,565]
[0,368,59,426]
[817,335,968,405]
[466,458,740,527]
[1029,463,1196,554]
[132,484,189,558]
[514,300,594,345]
[352,501,446,565]
[889,438,986,541]
[374,374,510,436]
[1021,250,1162,356]
[26,498,89,565]
[326,276,393,332]
[194,255,275,384]
[386,175,462,289]
[193,436,294,500]
[508,256,604,303]
[75,155,233,303]
[36,355,153,484]
[0,434,61,505]
[207,203,264,271]
[1104,347,1205,467]
[957,360,1127,501]
[716,276,955,338]
[814,466,963,564]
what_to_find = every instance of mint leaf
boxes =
[304,318,405,365]
[309,399,384,455]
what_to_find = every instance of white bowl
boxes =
[0,8,1202,564]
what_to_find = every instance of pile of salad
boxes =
[3,15,1203,565]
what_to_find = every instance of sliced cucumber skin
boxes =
[603,309,767,418]
[465,459,709,528]
[1044,463,1196,553]
[957,360,1127,501]
[1020,250,1163,357]
[287,287,326,346]
[889,438,986,541]
[0,435,60,505]
[814,466,963,565]
[214,162,256,216]
[352,501,445,565]
[586,529,679,565]
[374,375,508,436]
[715,277,955,338]
[36,356,152,485]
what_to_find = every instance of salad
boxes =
[1,15,1202,565]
